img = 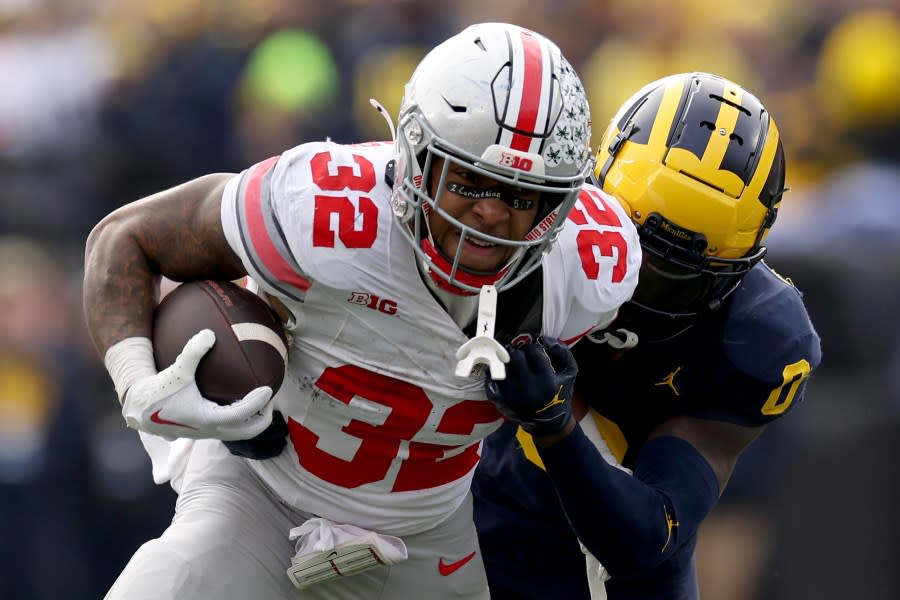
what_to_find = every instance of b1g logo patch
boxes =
[498,152,535,172]
[348,292,398,315]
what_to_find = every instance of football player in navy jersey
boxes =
[473,72,822,599]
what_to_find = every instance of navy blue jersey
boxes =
[473,262,821,599]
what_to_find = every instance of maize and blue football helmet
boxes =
[595,72,786,318]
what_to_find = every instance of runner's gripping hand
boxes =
[121,329,274,441]
[485,336,577,436]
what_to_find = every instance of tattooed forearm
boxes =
[83,217,161,356]
[83,173,244,357]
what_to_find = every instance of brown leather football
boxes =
[152,280,289,405]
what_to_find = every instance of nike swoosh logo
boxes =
[438,551,477,576]
[150,409,196,429]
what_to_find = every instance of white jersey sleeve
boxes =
[221,142,400,302]
[542,183,641,343]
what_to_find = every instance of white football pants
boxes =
[105,440,489,599]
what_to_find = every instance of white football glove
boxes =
[115,329,275,441]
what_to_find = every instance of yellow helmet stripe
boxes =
[664,78,748,197]
[704,85,743,178]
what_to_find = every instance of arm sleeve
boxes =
[538,428,719,577]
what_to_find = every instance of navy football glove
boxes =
[485,336,577,436]
[223,410,288,459]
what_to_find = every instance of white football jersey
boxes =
[219,140,640,536]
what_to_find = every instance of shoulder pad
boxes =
[723,262,822,382]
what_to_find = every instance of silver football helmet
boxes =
[389,22,592,294]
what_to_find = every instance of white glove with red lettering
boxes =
[106,329,274,441]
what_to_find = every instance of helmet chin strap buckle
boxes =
[455,285,510,380]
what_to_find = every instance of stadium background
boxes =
[1,0,898,598]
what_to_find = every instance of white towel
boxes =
[286,517,408,589]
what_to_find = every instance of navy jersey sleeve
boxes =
[693,262,822,425]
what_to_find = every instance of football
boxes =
[152,280,289,405]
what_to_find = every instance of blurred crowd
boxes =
[1,0,898,598]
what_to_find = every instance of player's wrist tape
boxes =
[103,337,157,405]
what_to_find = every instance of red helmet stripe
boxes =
[508,30,548,153]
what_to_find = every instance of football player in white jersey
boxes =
[83,22,640,600]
